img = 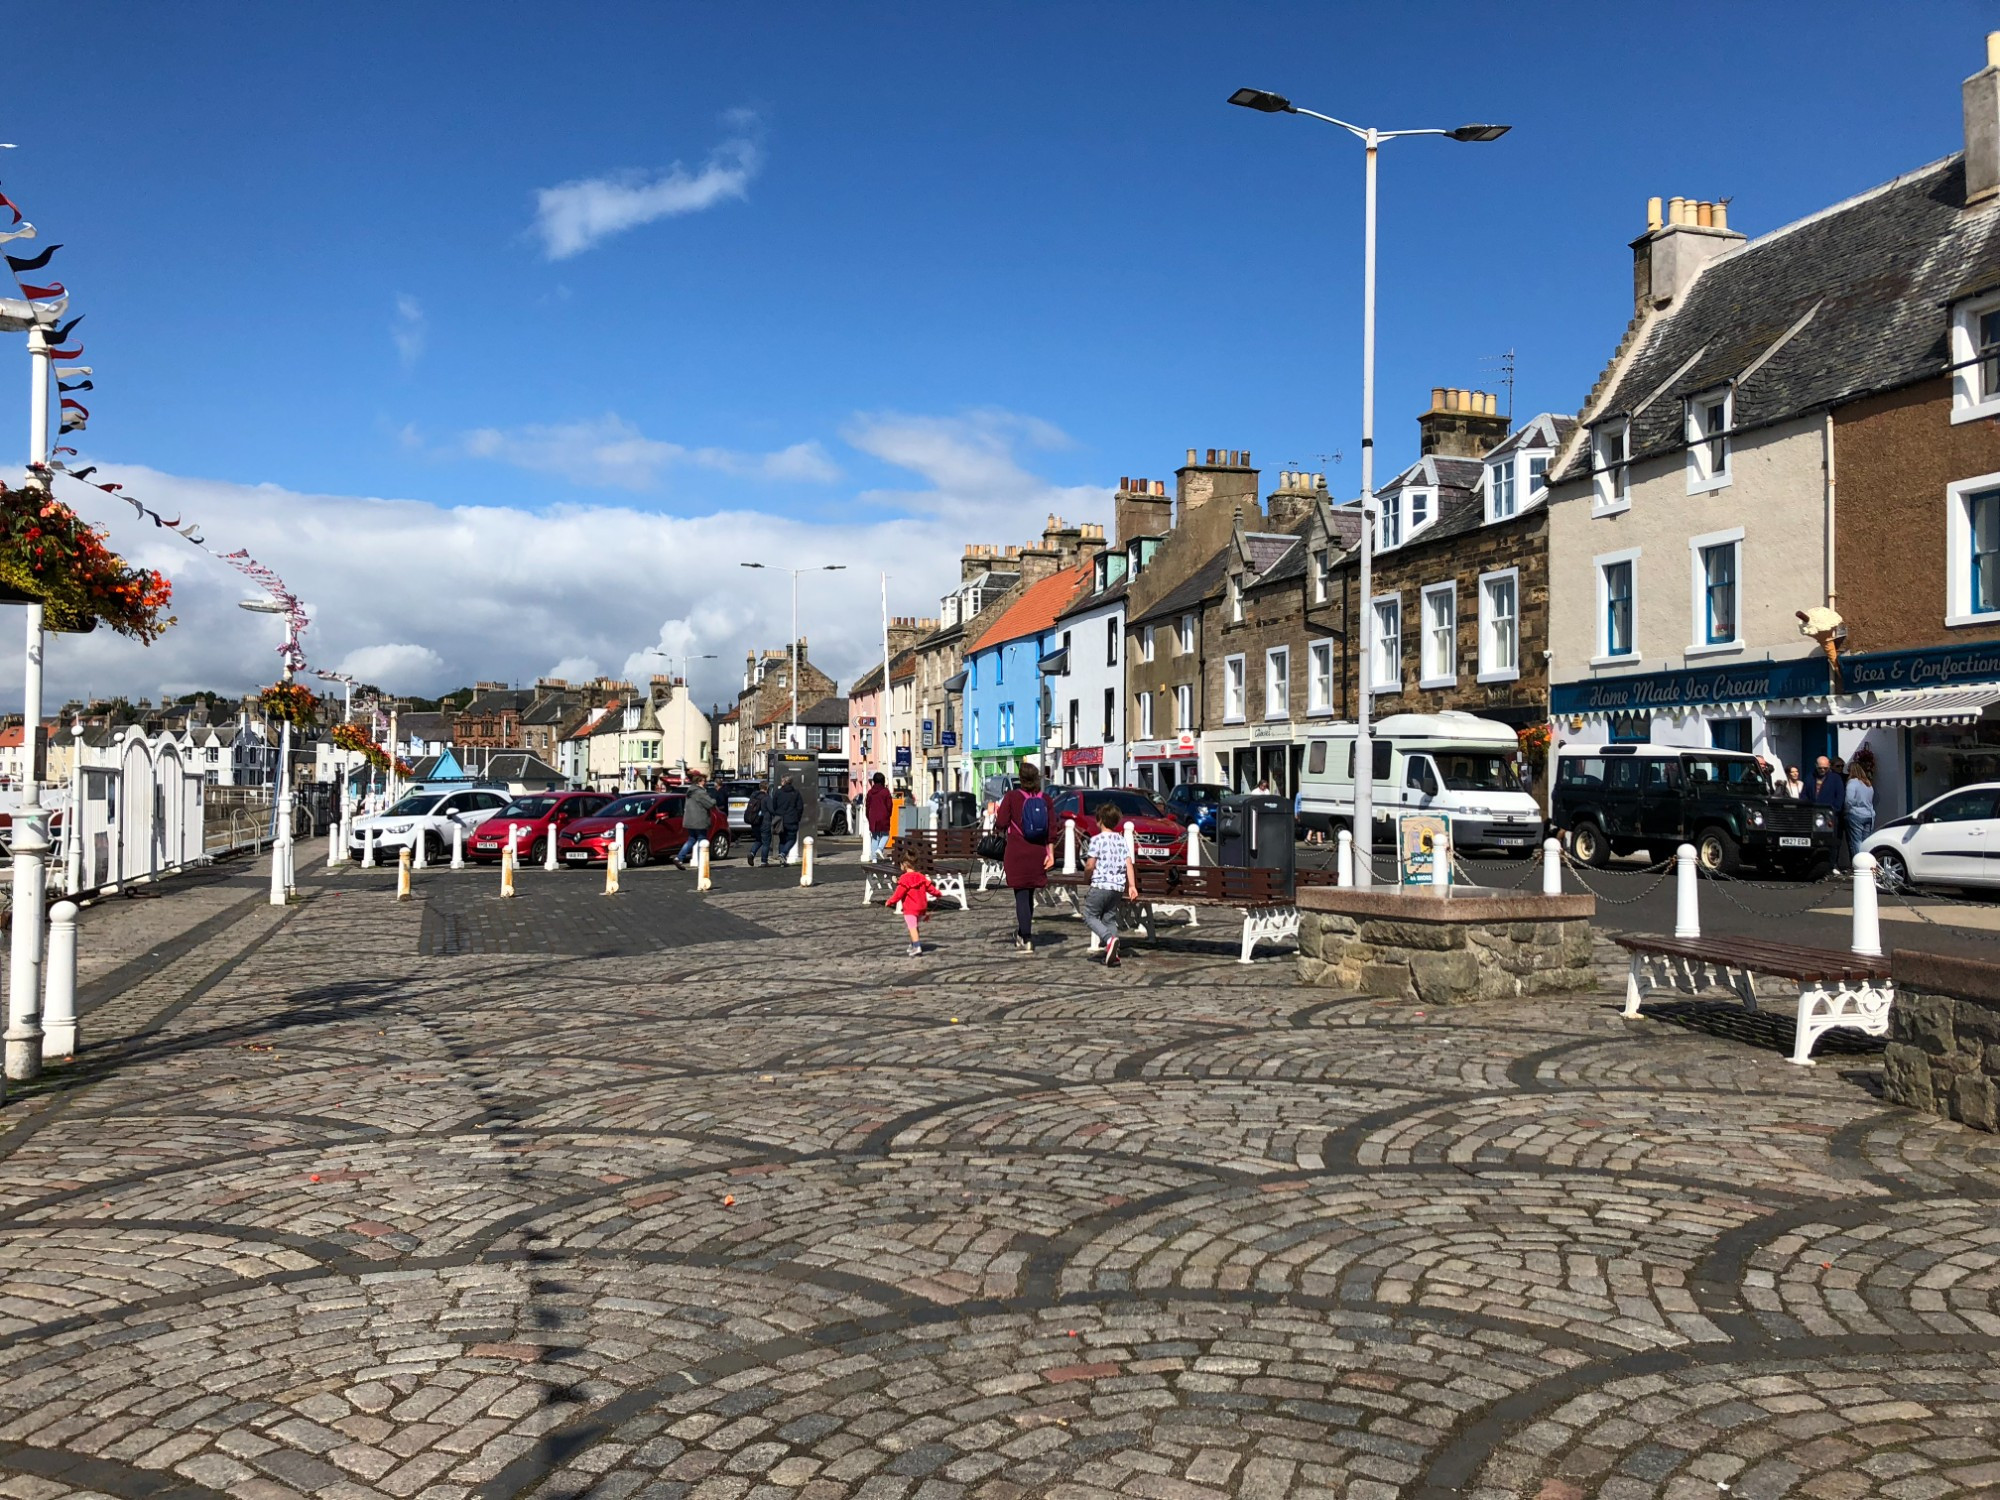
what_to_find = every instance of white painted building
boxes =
[1048,545,1132,788]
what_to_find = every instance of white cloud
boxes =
[532,130,761,260]
[9,411,1107,714]
[391,294,425,371]
[457,413,839,490]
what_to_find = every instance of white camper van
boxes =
[1298,711,1545,852]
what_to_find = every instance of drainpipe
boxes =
[1822,411,1837,609]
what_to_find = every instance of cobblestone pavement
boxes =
[2,854,1998,1500]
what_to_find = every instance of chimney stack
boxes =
[1631,192,1745,312]
[1114,474,1174,544]
[1175,445,1260,525]
[1967,32,2000,206]
[1417,388,1510,458]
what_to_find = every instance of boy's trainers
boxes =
[907,942,922,957]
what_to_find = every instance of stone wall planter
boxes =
[1297,885,1598,1004]
[1882,950,2000,1132]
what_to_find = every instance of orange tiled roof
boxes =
[965,565,1091,652]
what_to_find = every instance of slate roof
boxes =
[848,650,917,697]
[1483,413,1576,462]
[1554,155,2000,481]
[482,753,565,786]
[1128,550,1232,629]
[798,696,850,727]
[965,565,1092,652]
[1244,532,1297,576]
[1054,570,1131,623]
[462,688,534,715]
[399,711,454,744]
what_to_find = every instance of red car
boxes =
[468,791,612,864]
[1047,786,1188,862]
[557,792,727,867]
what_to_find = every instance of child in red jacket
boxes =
[885,847,941,958]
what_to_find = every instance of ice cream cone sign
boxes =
[1796,607,1846,690]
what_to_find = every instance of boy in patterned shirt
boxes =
[1081,804,1139,967]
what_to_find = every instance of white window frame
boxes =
[1487,457,1518,522]
[1685,387,1732,494]
[1140,624,1154,662]
[1175,682,1194,731]
[1311,548,1331,604]
[1223,654,1246,723]
[1369,593,1403,692]
[1593,418,1631,514]
[1686,526,1745,656]
[1527,452,1549,500]
[1477,568,1520,683]
[1419,582,1457,689]
[1307,638,1336,716]
[1379,492,1403,550]
[1951,292,2000,423]
[1177,613,1195,654]
[1228,575,1244,624]
[1947,470,2000,626]
[1138,690,1154,739]
[1407,486,1433,535]
[1594,547,1642,665]
[1264,646,1289,720]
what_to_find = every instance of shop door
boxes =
[1797,717,1834,769]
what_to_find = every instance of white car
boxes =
[1861,782,2000,891]
[351,787,510,861]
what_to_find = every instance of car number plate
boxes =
[1493,837,1528,846]
[476,841,497,850]
[1778,836,1811,848]
[564,851,590,862]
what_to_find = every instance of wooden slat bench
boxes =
[1046,863,1301,963]
[859,829,992,911]
[1613,932,1895,1066]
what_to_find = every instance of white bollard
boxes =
[604,842,620,895]
[544,824,559,872]
[801,835,815,887]
[1430,828,1451,890]
[41,899,77,1061]
[412,828,428,871]
[362,826,377,868]
[501,845,516,898]
[1123,820,1136,867]
[1851,852,1882,957]
[1186,824,1201,870]
[327,826,340,869]
[697,835,712,892]
[1063,818,1078,875]
[613,822,625,871]
[505,825,520,872]
[1336,828,1353,888]
[452,823,465,870]
[1674,843,1700,939]
[1542,837,1562,896]
[397,846,413,902]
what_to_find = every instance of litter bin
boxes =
[1216,793,1295,886]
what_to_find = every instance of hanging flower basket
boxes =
[331,720,413,777]
[1517,722,1553,765]
[259,681,319,730]
[0,485,172,640]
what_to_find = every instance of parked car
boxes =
[351,787,512,860]
[1046,785,1188,862]
[467,790,612,864]
[1551,744,1836,876]
[557,791,727,867]
[1160,781,1227,836]
[1862,782,2000,891]
[720,779,763,836]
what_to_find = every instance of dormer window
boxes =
[1528,454,1548,497]
[1408,488,1430,532]
[1951,291,2000,422]
[1685,388,1732,493]
[1228,575,1244,623]
[1490,459,1517,520]
[1311,547,1330,604]
[1380,494,1402,549]
[1592,419,1630,513]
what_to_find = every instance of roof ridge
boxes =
[1734,152,1963,258]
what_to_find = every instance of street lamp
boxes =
[739,564,846,761]
[642,649,716,776]
[1229,87,1508,885]
[241,598,296,905]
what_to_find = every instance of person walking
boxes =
[1807,755,1848,868]
[993,761,1054,952]
[1079,802,1139,967]
[1845,762,1877,862]
[864,771,894,862]
[883,845,941,958]
[675,774,717,869]
[745,784,772,867]
[771,775,805,864]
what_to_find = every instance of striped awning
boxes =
[1831,685,2000,729]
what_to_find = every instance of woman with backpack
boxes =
[993,761,1055,952]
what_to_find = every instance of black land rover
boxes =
[1551,745,1839,876]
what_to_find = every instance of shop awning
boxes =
[1831,685,2000,729]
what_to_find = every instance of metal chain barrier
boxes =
[1556,855,1679,906]
[1880,885,2000,943]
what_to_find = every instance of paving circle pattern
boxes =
[1,868,1998,1500]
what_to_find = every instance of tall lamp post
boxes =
[1228,89,1507,884]
[642,649,716,776]
[241,598,296,906]
[738,563,845,764]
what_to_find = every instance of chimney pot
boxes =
[1696,200,1713,228]
[1668,195,1686,225]
[1186,448,1197,464]
[1120,476,1129,491]
[1206,449,1217,463]
[1713,200,1729,231]
[1430,386,1446,410]
[1153,480,1165,495]
[1647,195,1663,231]
[1990,29,2000,68]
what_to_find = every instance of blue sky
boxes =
[9,1,1996,707]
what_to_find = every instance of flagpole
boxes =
[6,322,52,1084]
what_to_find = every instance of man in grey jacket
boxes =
[675,774,718,869]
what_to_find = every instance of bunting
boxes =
[3,243,57,274]
[17,282,63,301]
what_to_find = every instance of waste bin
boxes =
[1216,793,1295,886]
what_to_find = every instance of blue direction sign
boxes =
[894,747,912,767]
[940,731,958,747]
